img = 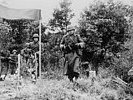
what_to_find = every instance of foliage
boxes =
[49,0,74,32]
[4,19,47,52]
[78,0,133,73]
[3,19,31,52]
[5,20,31,43]
[0,0,75,71]
[0,21,12,50]
[46,0,75,69]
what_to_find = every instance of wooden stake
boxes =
[16,54,21,97]
[39,20,42,79]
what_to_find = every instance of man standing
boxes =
[0,50,10,81]
[21,43,32,63]
[60,27,84,82]
[20,43,33,78]
[29,33,44,79]
[9,49,18,75]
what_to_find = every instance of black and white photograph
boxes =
[0,0,133,99]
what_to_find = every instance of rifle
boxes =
[1,57,11,63]
[63,43,80,54]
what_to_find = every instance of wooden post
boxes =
[16,54,21,97]
[0,38,1,77]
[0,49,1,77]
[35,53,37,80]
[39,20,42,79]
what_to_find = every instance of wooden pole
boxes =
[39,20,41,79]
[0,42,1,77]
[17,54,21,96]
[35,53,37,80]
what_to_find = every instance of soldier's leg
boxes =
[0,61,2,77]
[12,63,16,75]
[10,62,15,75]
[73,57,80,80]
[63,59,68,75]
[73,57,80,73]
[65,53,73,75]
[37,54,39,78]
[0,62,3,80]
[3,62,9,80]
[37,64,39,77]
[10,64,13,75]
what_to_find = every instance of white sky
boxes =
[0,0,133,25]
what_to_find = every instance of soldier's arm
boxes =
[20,49,24,56]
[35,43,44,54]
[1,56,5,60]
[60,35,66,49]
[76,34,85,48]
[41,43,45,53]
[28,42,32,49]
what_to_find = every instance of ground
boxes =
[0,73,133,100]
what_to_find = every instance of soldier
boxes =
[9,49,18,75]
[0,50,10,81]
[21,43,33,63]
[20,43,33,79]
[29,33,44,79]
[60,27,84,82]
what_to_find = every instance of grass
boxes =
[0,70,132,100]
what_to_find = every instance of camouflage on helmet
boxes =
[33,34,39,38]
[12,49,17,52]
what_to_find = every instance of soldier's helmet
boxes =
[12,49,17,53]
[33,34,39,38]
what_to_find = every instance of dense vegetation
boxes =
[1,0,133,81]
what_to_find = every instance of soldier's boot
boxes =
[74,72,79,81]
[0,74,5,81]
[63,61,68,75]
[68,76,73,82]
[0,77,4,81]
[31,71,36,83]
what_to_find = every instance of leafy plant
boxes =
[49,0,74,32]
[78,0,133,75]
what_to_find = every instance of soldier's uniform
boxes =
[0,50,10,80]
[9,50,18,75]
[28,34,44,78]
[20,43,34,78]
[60,27,84,82]
[21,43,33,63]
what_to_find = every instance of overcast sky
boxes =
[0,0,133,25]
